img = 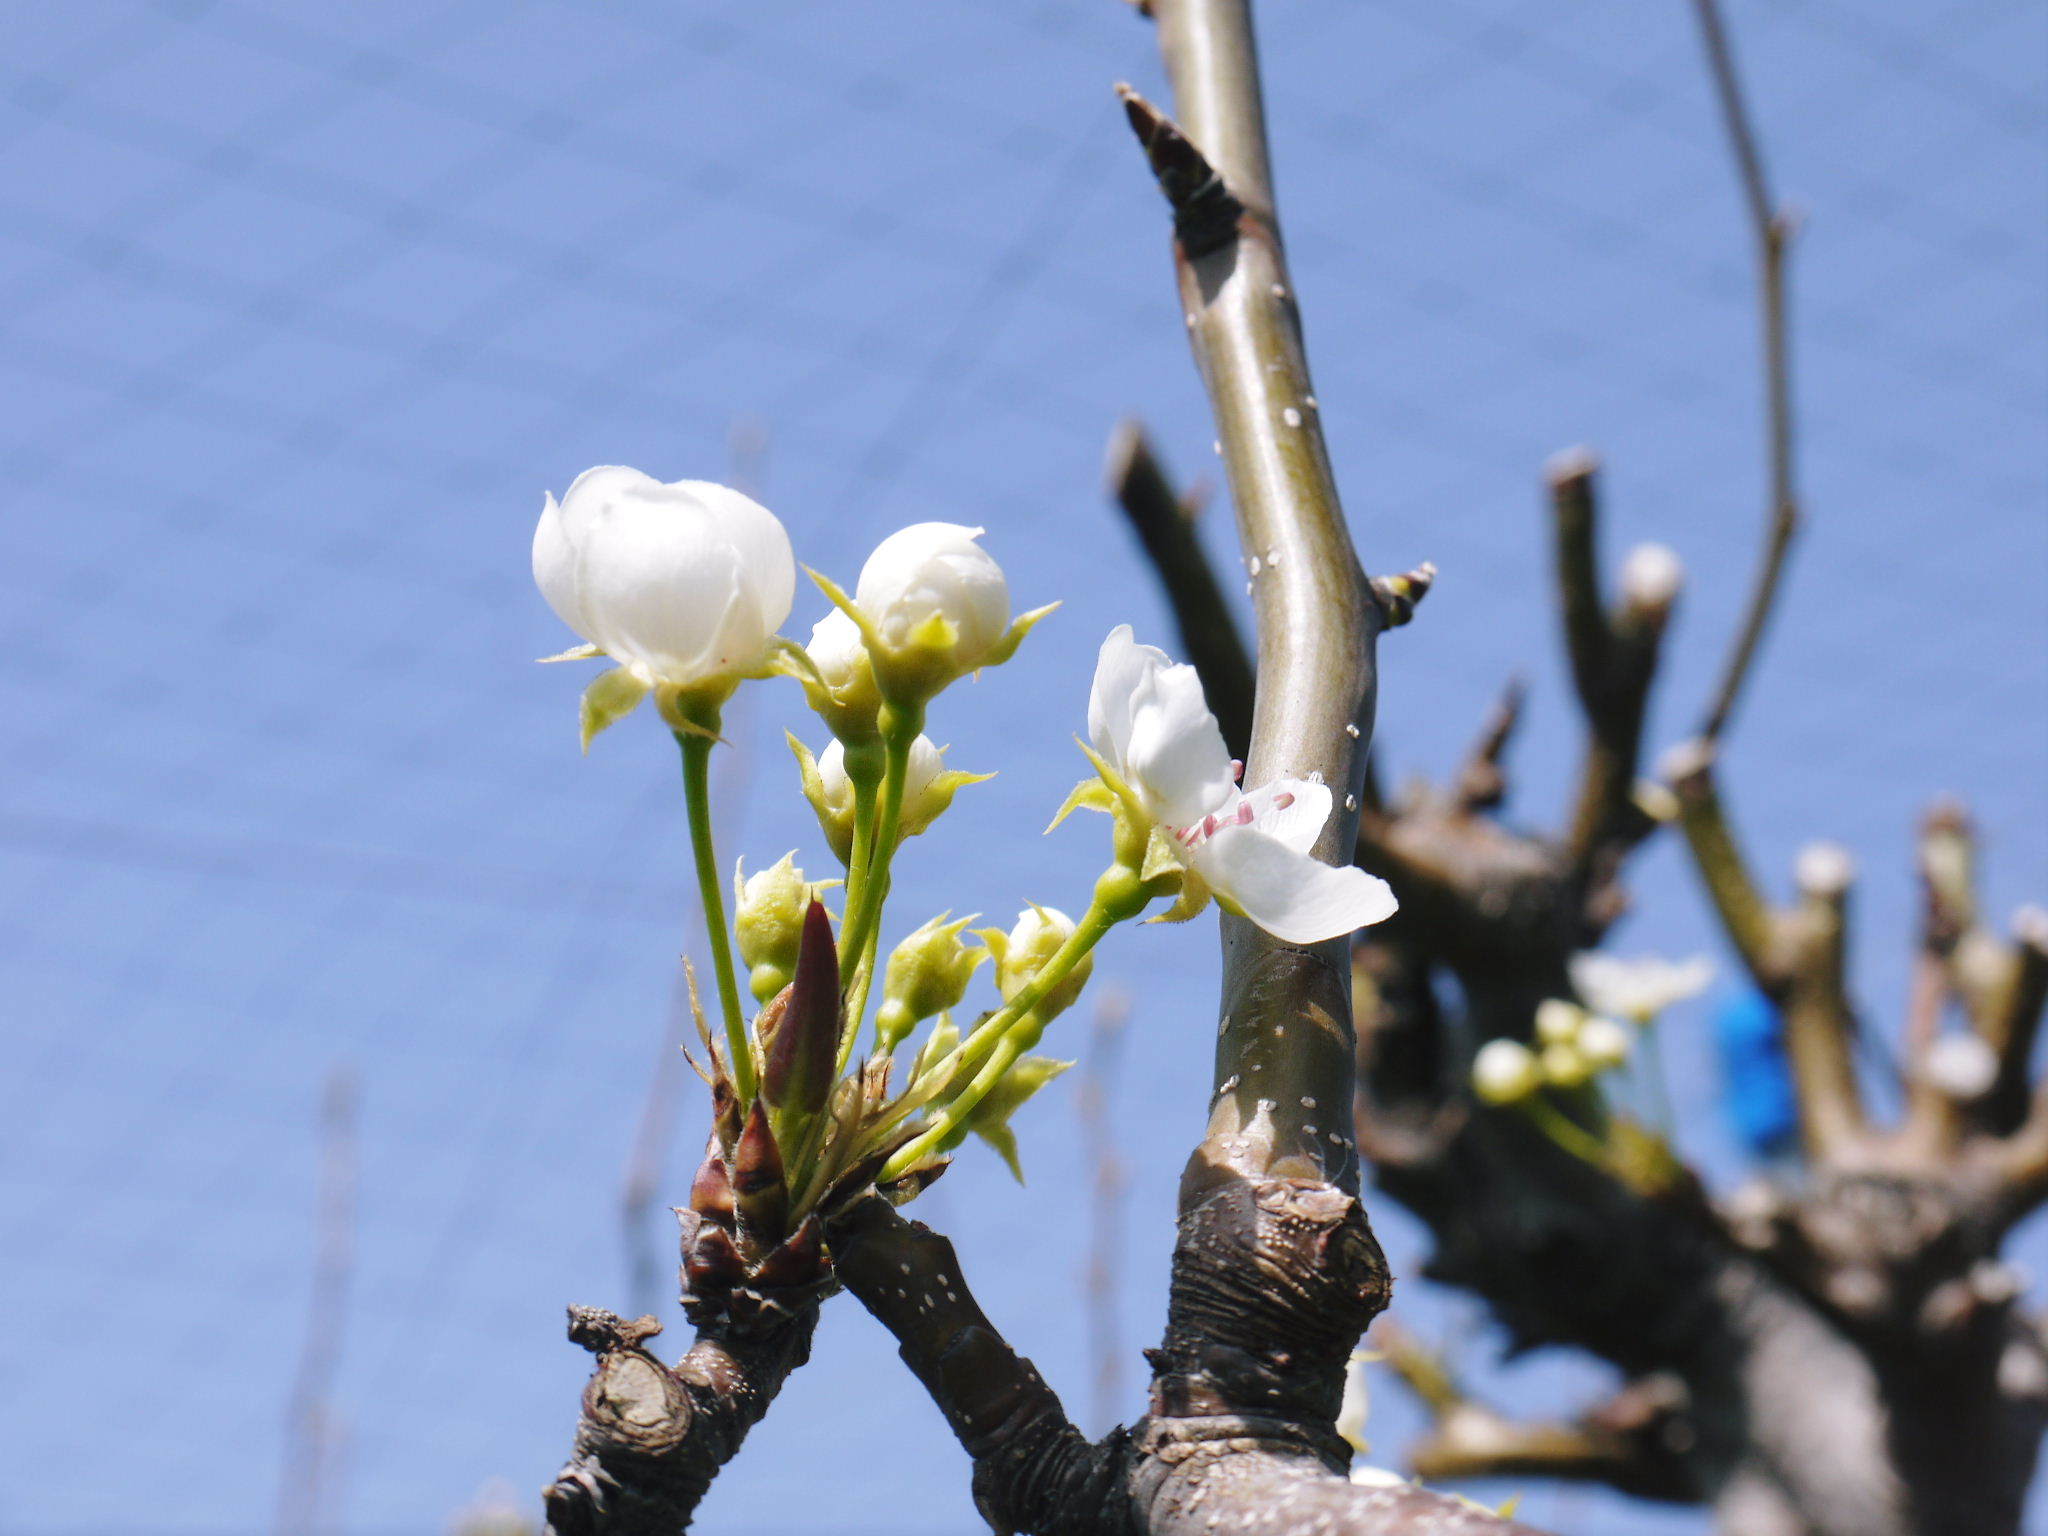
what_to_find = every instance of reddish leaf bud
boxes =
[732,1099,789,1243]
[764,899,841,1118]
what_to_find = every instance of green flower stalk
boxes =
[880,864,1150,1182]
[675,704,755,1102]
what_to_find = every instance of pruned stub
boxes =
[1152,1174,1390,1432]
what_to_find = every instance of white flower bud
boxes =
[875,914,985,1053]
[1535,998,1585,1046]
[1576,1016,1633,1072]
[1541,1041,1596,1090]
[733,852,820,1004]
[1472,1039,1541,1105]
[533,467,794,697]
[855,522,1011,666]
[807,608,870,692]
[823,733,942,822]
[803,607,883,737]
[992,905,1091,1021]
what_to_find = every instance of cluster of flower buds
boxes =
[529,466,1405,1286]
[1471,1001,1632,1107]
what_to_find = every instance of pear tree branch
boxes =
[1687,0,1800,745]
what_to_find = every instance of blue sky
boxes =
[1,2,2042,1533]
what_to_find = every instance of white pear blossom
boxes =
[855,521,1011,666]
[1569,952,1713,1024]
[1472,1039,1542,1105]
[1085,627,1396,946]
[1534,998,1586,1045]
[533,466,795,693]
[1576,1015,1633,1072]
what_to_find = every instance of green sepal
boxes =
[977,600,1061,672]
[911,1011,960,1082]
[1139,823,1188,884]
[1045,776,1117,834]
[787,731,855,864]
[960,1053,1073,1183]
[579,666,649,752]
[902,765,995,839]
[1146,868,1214,925]
[903,607,959,655]
[806,567,885,652]
[768,635,828,691]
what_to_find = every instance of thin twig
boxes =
[1687,0,1800,744]
[276,1066,359,1536]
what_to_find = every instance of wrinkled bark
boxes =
[543,1304,818,1535]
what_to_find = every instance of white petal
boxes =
[532,489,591,642]
[855,522,1009,659]
[808,607,866,688]
[903,733,945,799]
[1244,777,1331,856]
[1086,624,1155,775]
[554,465,660,540]
[674,478,796,635]
[1194,825,1398,945]
[573,480,743,678]
[1122,651,1234,827]
[816,738,856,819]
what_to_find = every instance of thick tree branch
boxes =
[1547,451,1677,889]
[1123,6,1553,1532]
[831,1197,1124,1534]
[544,1304,816,1536]
[1986,910,2048,1137]
[1106,419,1256,762]
[1663,739,1781,989]
[1781,843,1867,1160]
[1379,1323,1696,1507]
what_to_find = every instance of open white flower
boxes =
[534,466,795,695]
[1081,626,1395,946]
[1569,952,1712,1024]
